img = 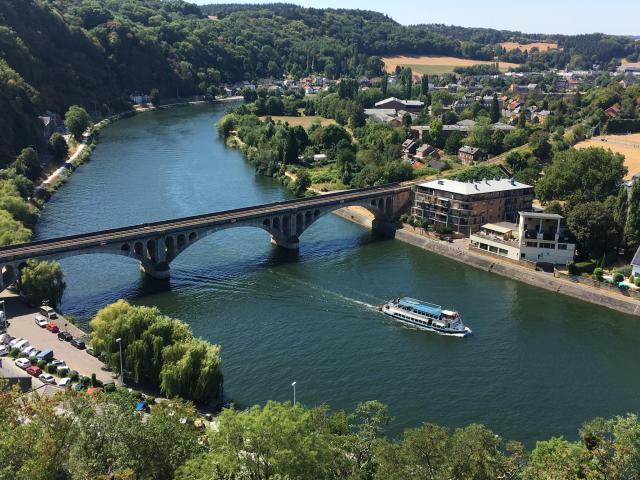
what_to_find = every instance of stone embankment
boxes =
[334,207,640,317]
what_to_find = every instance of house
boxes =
[605,104,621,119]
[374,97,424,113]
[409,126,429,142]
[532,110,551,124]
[411,178,534,235]
[509,83,541,98]
[470,211,576,265]
[402,139,418,157]
[415,144,439,160]
[632,246,640,277]
[364,109,400,126]
[458,146,482,165]
[428,159,448,171]
[453,98,473,113]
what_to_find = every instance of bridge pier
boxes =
[140,261,171,280]
[270,235,300,250]
[372,219,399,237]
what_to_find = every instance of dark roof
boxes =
[459,146,480,155]
[428,159,447,170]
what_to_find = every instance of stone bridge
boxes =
[0,184,412,287]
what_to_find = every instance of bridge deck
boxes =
[0,184,410,263]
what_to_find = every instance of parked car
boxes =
[9,337,23,348]
[51,359,66,368]
[14,340,30,352]
[70,339,85,350]
[38,373,55,384]
[46,322,59,333]
[36,349,54,362]
[14,358,30,369]
[39,305,58,320]
[0,333,14,345]
[22,345,38,356]
[74,383,86,391]
[58,377,72,388]
[57,331,73,342]
[25,365,42,377]
[0,345,8,356]
[86,348,98,357]
[35,314,48,328]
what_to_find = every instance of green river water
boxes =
[35,103,639,445]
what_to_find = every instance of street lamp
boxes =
[115,338,124,386]
[291,381,296,405]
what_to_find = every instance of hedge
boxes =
[606,118,640,134]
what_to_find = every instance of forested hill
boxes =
[1,0,639,166]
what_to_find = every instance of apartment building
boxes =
[411,178,534,236]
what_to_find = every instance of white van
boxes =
[39,305,57,320]
[14,339,29,352]
[9,337,23,348]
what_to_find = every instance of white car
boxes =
[58,377,72,388]
[22,345,38,356]
[38,373,56,384]
[14,358,31,369]
[51,359,66,368]
[0,345,8,357]
[9,337,23,348]
[35,314,48,328]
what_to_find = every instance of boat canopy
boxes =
[399,297,442,317]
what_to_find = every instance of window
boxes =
[558,244,567,250]
[526,241,537,247]
[498,248,508,255]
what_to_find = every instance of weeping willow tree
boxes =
[90,300,223,404]
[20,259,66,308]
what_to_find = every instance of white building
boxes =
[470,211,575,265]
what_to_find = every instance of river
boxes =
[35,103,639,445]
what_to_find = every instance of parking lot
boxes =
[1,291,115,386]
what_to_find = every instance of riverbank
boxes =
[334,207,640,317]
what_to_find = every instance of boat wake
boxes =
[269,271,377,311]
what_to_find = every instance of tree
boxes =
[64,105,91,141]
[47,133,68,161]
[265,96,284,115]
[490,93,500,123]
[0,209,31,245]
[566,201,619,258]
[12,147,40,181]
[20,259,65,308]
[535,147,627,203]
[149,88,160,107]
[522,436,588,480]
[420,74,429,96]
[381,73,388,96]
[624,181,640,253]
[518,110,527,128]
[161,338,223,404]
[529,130,551,160]
[292,169,311,197]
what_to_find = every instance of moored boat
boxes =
[377,297,471,337]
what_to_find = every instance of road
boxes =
[0,183,409,264]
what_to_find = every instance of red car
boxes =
[25,365,42,377]
[46,322,59,333]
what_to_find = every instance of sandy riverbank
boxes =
[334,207,640,317]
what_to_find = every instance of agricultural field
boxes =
[258,115,337,128]
[382,55,519,75]
[575,134,640,180]
[500,41,559,52]
[621,58,640,68]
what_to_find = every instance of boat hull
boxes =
[381,309,471,338]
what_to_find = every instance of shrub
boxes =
[593,267,604,280]
[573,261,596,275]
[615,265,632,277]
[28,355,37,363]
[46,364,57,374]
[613,272,624,283]
[399,213,409,223]
[80,376,91,385]
[69,371,80,382]
[37,360,46,369]
[104,383,116,393]
[9,348,19,358]
[635,276,640,287]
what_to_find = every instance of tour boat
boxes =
[377,297,471,337]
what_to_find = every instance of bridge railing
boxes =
[0,183,408,254]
